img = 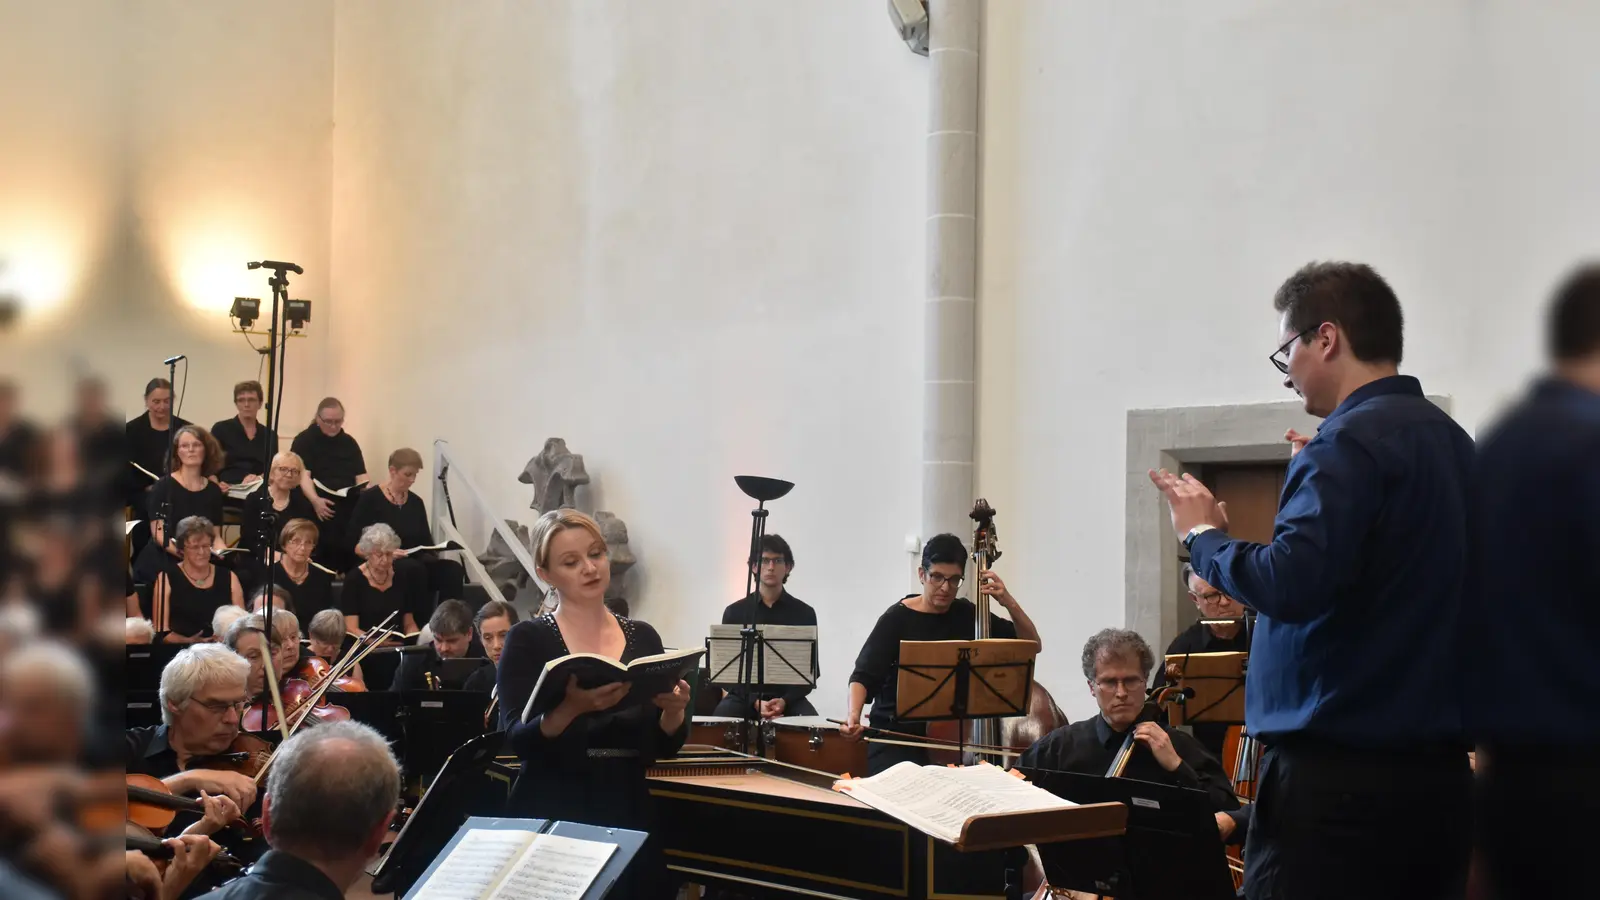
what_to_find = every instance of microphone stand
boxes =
[158,355,180,568]
[246,261,300,437]
[256,504,279,738]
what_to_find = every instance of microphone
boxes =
[247,260,304,275]
[162,354,186,365]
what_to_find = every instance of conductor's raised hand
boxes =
[1146,469,1228,541]
[560,675,631,715]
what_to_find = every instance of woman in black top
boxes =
[342,523,427,637]
[289,397,367,571]
[267,518,335,625]
[237,451,318,583]
[152,516,243,642]
[125,377,189,485]
[133,426,227,583]
[210,379,275,489]
[348,447,465,603]
[497,510,689,900]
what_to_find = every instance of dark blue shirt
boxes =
[1189,375,1473,747]
[1468,377,1600,747]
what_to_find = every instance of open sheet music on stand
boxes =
[834,762,1126,852]
[404,817,646,900]
[705,624,817,687]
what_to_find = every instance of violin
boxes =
[295,654,365,692]
[185,732,277,780]
[242,676,351,732]
[126,773,260,840]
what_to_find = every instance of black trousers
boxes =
[1243,739,1472,900]
[710,693,818,719]
[1477,746,1597,900]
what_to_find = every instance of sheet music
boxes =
[488,833,615,900]
[839,762,1075,844]
[410,828,534,900]
[706,624,815,687]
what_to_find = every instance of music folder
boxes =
[402,816,646,900]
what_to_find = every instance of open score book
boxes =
[408,827,615,900]
[834,761,1077,845]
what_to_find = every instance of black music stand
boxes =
[895,639,1036,759]
[125,643,183,693]
[369,732,506,897]
[436,657,492,690]
[399,690,494,782]
[1024,769,1236,900]
[725,474,793,755]
[1163,650,1247,727]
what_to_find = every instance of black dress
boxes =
[133,476,225,583]
[156,561,234,638]
[125,412,190,482]
[289,426,367,569]
[341,565,428,632]
[849,595,1017,774]
[497,613,688,900]
[266,562,334,624]
[348,487,464,604]
[238,488,318,559]
[210,417,276,485]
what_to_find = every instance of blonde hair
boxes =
[213,605,249,638]
[530,509,608,570]
[270,451,305,479]
[308,609,346,645]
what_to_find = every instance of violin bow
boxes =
[256,631,292,743]
[824,719,1021,760]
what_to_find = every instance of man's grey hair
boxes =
[428,599,473,638]
[213,605,249,639]
[2,641,94,717]
[125,617,156,643]
[174,515,216,548]
[159,644,249,726]
[1080,628,1156,680]
[264,721,400,859]
[356,523,401,556]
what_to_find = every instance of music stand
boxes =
[436,657,492,690]
[370,732,507,897]
[895,639,1036,758]
[401,816,647,900]
[399,690,494,782]
[705,624,817,715]
[726,474,793,755]
[1024,769,1236,900]
[125,643,183,693]
[1163,650,1247,727]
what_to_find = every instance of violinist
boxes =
[248,586,314,673]
[1151,563,1251,760]
[839,533,1041,773]
[224,613,296,714]
[1017,629,1238,811]
[127,616,156,645]
[305,609,363,689]
[125,644,260,821]
[389,599,478,691]
[192,721,400,900]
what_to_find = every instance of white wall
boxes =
[0,0,333,429]
[331,0,929,714]
[979,0,1600,720]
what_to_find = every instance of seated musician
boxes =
[209,381,274,492]
[343,523,428,640]
[306,609,363,688]
[390,599,482,691]
[237,453,317,588]
[225,612,301,713]
[212,605,249,643]
[1018,628,1238,811]
[268,518,335,623]
[347,447,466,603]
[134,425,228,583]
[714,534,819,719]
[840,533,1042,774]
[125,377,188,509]
[151,516,245,643]
[497,509,689,900]
[463,599,519,698]
[289,398,368,570]
[193,721,400,899]
[125,644,260,817]
[1152,563,1252,761]
[126,616,156,645]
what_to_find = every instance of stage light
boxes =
[284,299,311,331]
[231,297,260,329]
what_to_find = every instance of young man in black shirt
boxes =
[840,533,1042,774]
[1153,563,1251,760]
[389,600,484,691]
[194,722,400,900]
[715,534,820,719]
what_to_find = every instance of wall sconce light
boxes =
[231,297,261,329]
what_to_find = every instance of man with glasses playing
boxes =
[125,644,262,820]
[840,533,1042,774]
[714,535,821,719]
[1149,261,1474,900]
[1151,563,1252,761]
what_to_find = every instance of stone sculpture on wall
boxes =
[519,438,589,512]
[594,511,634,616]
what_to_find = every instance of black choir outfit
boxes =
[849,595,1016,774]
[714,590,820,717]
[289,424,366,569]
[210,416,277,486]
[266,562,335,625]
[341,564,428,632]
[133,476,225,583]
[235,487,319,588]
[125,412,189,483]
[1017,710,1240,813]
[1154,620,1251,761]
[497,613,687,900]
[155,562,234,638]
[347,486,464,607]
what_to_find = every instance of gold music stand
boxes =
[896,639,1038,727]
[1163,650,1247,727]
